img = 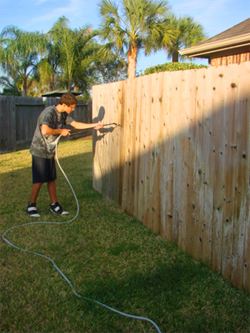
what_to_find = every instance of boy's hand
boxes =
[94,122,103,130]
[61,129,71,136]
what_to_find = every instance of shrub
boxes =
[143,62,208,75]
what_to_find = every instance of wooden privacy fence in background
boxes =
[92,62,250,292]
[0,96,92,153]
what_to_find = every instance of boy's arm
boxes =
[41,124,71,136]
[70,120,103,130]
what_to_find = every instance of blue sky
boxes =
[0,0,249,72]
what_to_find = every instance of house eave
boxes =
[179,33,250,57]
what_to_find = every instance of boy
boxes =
[26,93,103,217]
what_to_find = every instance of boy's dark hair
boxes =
[60,93,78,106]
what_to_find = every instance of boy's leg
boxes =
[26,182,43,217]
[47,180,57,204]
[30,182,43,204]
[48,180,69,215]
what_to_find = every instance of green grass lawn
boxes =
[1,137,250,333]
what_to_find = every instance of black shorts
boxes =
[32,156,57,183]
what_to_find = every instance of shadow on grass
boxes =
[77,256,250,333]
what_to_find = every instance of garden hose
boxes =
[2,134,162,333]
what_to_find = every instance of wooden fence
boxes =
[92,62,250,292]
[0,96,92,153]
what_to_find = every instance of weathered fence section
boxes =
[92,62,250,292]
[0,96,92,153]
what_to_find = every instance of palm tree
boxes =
[94,55,128,83]
[48,16,98,91]
[166,15,206,62]
[98,0,174,79]
[0,26,46,96]
[36,41,61,93]
[0,75,22,96]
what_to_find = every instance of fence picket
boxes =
[92,62,250,292]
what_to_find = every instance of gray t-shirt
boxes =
[30,105,73,158]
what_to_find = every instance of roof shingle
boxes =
[200,18,250,45]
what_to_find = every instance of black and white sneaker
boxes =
[26,203,41,217]
[50,202,69,215]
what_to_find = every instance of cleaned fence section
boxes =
[0,96,92,153]
[92,62,250,292]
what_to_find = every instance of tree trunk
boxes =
[172,51,179,63]
[127,43,137,79]
[22,77,27,97]
[50,74,55,91]
[67,76,71,91]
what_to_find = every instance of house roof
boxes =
[179,18,250,58]
[42,90,82,97]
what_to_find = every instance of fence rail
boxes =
[0,96,92,153]
[92,62,250,292]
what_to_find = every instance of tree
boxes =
[70,41,127,98]
[48,17,98,91]
[93,51,127,83]
[0,75,22,96]
[98,0,174,79]
[0,26,46,96]
[36,40,61,93]
[166,15,206,62]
